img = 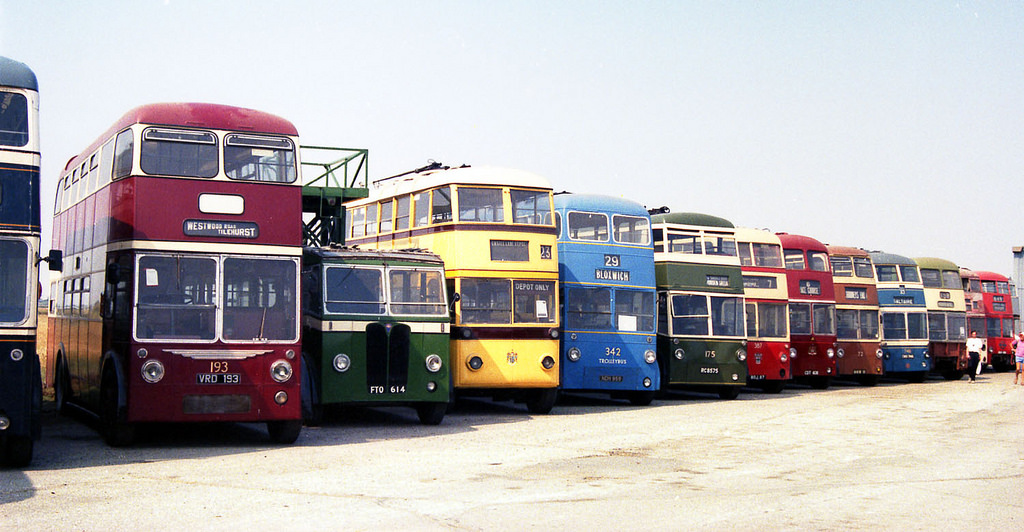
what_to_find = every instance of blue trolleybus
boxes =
[870,251,931,382]
[0,56,47,466]
[553,194,658,405]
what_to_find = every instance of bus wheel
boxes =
[906,371,927,383]
[759,380,786,394]
[718,386,741,400]
[856,375,880,387]
[267,420,302,444]
[416,402,447,425]
[810,376,831,390]
[941,370,964,381]
[526,388,558,414]
[300,354,323,426]
[100,368,135,447]
[3,436,33,467]
[628,390,655,406]
[54,356,71,416]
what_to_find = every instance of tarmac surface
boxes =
[3,372,1023,531]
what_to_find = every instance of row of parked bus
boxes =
[0,56,1016,466]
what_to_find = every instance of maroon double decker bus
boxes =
[777,233,837,389]
[48,103,303,445]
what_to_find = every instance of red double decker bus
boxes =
[48,103,303,445]
[975,271,1015,372]
[777,233,837,389]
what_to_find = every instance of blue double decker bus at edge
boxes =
[870,251,931,382]
[554,194,659,405]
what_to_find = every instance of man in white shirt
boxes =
[965,331,985,383]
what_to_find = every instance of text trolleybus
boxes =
[827,245,883,386]
[301,246,451,424]
[914,257,967,380]
[344,164,560,413]
[777,233,837,389]
[870,251,930,382]
[736,227,791,393]
[554,193,658,405]
[48,103,304,445]
[651,212,747,400]
[0,56,44,466]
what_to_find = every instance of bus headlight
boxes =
[141,360,165,383]
[10,348,23,361]
[541,356,556,370]
[674,348,685,360]
[780,350,789,362]
[425,354,443,373]
[837,348,845,359]
[333,354,351,372]
[923,350,930,358]
[876,349,884,359]
[789,347,798,359]
[736,349,747,362]
[826,348,835,359]
[731,373,739,381]
[567,347,581,362]
[271,360,293,383]
[0,415,9,431]
[644,349,657,364]
[468,356,483,371]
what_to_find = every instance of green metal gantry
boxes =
[301,145,370,247]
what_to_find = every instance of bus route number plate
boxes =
[197,373,241,384]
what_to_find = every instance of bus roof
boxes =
[304,246,444,266]
[960,267,979,280]
[974,270,1010,282]
[776,232,826,252]
[913,257,960,271]
[826,245,870,258]
[553,193,649,217]
[651,212,733,228]
[367,164,552,200]
[734,227,781,245]
[0,56,38,91]
[868,251,916,266]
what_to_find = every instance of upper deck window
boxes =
[784,249,805,270]
[413,191,430,227]
[141,128,218,178]
[920,268,942,288]
[511,189,552,225]
[899,265,920,283]
[0,91,29,147]
[807,251,829,272]
[704,234,737,257]
[431,187,452,223]
[667,231,701,254]
[113,129,134,179]
[612,215,650,245]
[997,281,1010,294]
[941,271,961,290]
[831,256,853,277]
[458,187,503,222]
[225,134,296,183]
[567,211,609,241]
[876,265,899,282]
[853,258,873,278]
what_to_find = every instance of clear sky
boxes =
[1,1,1021,277]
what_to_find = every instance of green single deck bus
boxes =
[301,246,451,424]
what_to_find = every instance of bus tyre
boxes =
[54,356,71,416]
[100,369,135,447]
[416,402,447,425]
[942,370,964,381]
[300,354,323,427]
[810,376,831,390]
[759,381,786,394]
[718,386,741,400]
[3,436,34,468]
[628,390,656,406]
[856,374,880,387]
[526,388,558,414]
[267,419,302,444]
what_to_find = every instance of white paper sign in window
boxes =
[199,193,244,215]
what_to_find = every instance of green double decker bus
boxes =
[651,211,747,399]
[301,246,451,425]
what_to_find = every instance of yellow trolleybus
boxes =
[344,163,560,413]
